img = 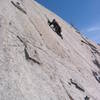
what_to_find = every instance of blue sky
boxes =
[36,0,100,43]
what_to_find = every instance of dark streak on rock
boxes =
[24,47,30,60]
[24,48,41,65]
[68,82,71,85]
[84,96,90,100]
[17,36,24,43]
[17,35,26,47]
[11,1,27,15]
[70,79,85,92]
[93,59,100,69]
[60,79,74,100]
[9,22,12,25]
[17,35,41,65]
[81,40,100,56]
[81,40,96,49]
[92,71,100,83]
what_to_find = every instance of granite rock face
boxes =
[0,0,100,100]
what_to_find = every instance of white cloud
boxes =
[81,25,100,43]
[81,25,100,34]
[86,27,100,32]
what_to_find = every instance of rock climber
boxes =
[48,19,63,39]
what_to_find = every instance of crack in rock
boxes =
[81,40,100,56]
[24,47,41,65]
[11,1,27,15]
[92,71,100,83]
[70,79,85,92]
[81,40,96,50]
[17,35,26,47]
[93,59,100,69]
[59,79,74,100]
[81,39,100,69]
[17,35,41,65]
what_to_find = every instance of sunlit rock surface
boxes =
[0,0,100,100]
